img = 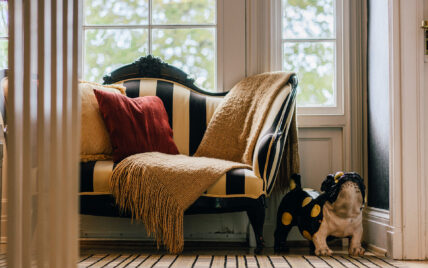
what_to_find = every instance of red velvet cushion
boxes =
[94,89,179,162]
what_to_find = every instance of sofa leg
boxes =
[246,198,265,254]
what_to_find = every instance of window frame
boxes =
[281,0,348,116]
[0,36,6,68]
[81,0,222,92]
[0,1,8,70]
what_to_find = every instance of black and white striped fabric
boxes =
[117,78,223,156]
[253,85,297,194]
[80,161,264,198]
[80,77,296,198]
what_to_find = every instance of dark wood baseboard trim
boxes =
[80,239,247,249]
[80,238,343,249]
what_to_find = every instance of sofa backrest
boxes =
[115,76,297,196]
[103,56,298,196]
[114,78,223,156]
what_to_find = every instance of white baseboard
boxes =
[363,207,390,254]
[366,242,387,256]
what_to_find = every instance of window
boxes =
[282,0,343,113]
[83,0,217,91]
[0,1,7,69]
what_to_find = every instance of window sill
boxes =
[296,114,347,128]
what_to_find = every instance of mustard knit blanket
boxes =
[110,72,298,253]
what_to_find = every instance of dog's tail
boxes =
[289,173,302,191]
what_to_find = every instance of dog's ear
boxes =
[321,174,335,192]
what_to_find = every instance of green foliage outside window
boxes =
[83,0,216,91]
[83,0,337,103]
[283,0,336,106]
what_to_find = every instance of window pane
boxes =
[84,29,148,82]
[282,0,334,39]
[152,28,215,91]
[84,0,149,25]
[0,2,7,36]
[152,0,215,25]
[283,42,335,106]
[0,40,7,69]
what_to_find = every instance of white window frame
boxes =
[81,0,247,93]
[281,0,348,117]
[0,2,7,70]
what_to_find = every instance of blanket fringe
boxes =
[110,157,184,253]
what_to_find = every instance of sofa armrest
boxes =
[252,75,298,195]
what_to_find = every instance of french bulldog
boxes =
[274,172,366,256]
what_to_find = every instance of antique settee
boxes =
[78,56,298,251]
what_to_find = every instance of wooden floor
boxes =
[78,254,400,268]
[1,243,428,267]
[78,241,428,268]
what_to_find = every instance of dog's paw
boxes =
[349,246,365,256]
[315,247,333,256]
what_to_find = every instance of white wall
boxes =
[385,0,428,259]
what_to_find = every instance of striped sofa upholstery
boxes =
[117,78,223,156]
[80,77,296,199]
[80,160,265,199]
[253,84,297,194]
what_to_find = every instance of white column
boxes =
[8,0,82,266]
[388,0,427,260]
